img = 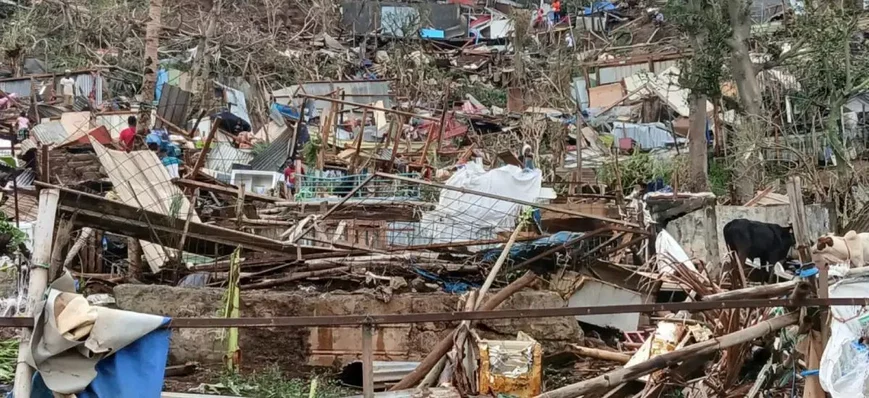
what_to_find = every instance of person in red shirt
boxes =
[552,0,562,22]
[119,116,137,152]
[284,159,303,196]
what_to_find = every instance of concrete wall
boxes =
[113,285,582,368]
[666,203,836,264]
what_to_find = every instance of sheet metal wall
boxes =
[273,81,392,116]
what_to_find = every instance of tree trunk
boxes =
[727,0,764,203]
[138,0,163,136]
[687,94,710,192]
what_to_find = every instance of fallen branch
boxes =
[390,271,538,391]
[536,312,799,398]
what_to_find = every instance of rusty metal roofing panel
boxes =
[273,80,391,116]
[206,142,255,174]
[0,80,32,98]
[249,128,291,172]
[155,83,192,129]
[31,122,69,145]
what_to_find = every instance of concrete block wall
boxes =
[113,285,583,368]
[665,203,836,265]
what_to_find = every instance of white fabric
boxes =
[24,272,166,394]
[820,278,869,397]
[165,163,180,179]
[59,77,75,96]
[419,163,541,249]
[655,230,699,274]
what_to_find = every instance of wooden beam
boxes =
[537,312,799,398]
[154,114,192,137]
[296,94,440,122]
[13,188,60,398]
[34,182,336,259]
[175,179,278,203]
[186,117,220,179]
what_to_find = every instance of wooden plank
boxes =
[35,181,336,259]
[362,324,374,398]
[175,179,278,203]
[13,188,60,398]
[498,151,523,167]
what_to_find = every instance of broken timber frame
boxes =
[295,94,441,122]
[34,182,336,260]
[374,172,640,227]
[0,298,863,329]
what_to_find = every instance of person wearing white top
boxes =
[59,70,76,107]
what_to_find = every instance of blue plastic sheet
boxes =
[28,317,171,398]
[155,68,169,102]
[414,268,476,294]
[420,28,445,39]
[482,231,585,263]
[583,1,616,15]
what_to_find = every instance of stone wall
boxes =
[113,285,583,368]
[666,203,836,265]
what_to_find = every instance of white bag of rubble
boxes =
[820,278,869,397]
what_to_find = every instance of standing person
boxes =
[552,0,562,23]
[283,159,298,196]
[59,70,76,108]
[119,116,137,152]
[16,112,29,142]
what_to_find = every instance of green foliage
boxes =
[707,157,732,198]
[208,366,350,398]
[597,152,676,194]
[301,135,321,167]
[0,214,26,254]
[251,141,270,158]
[0,339,17,383]
[454,83,507,108]
[665,0,731,98]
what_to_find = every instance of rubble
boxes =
[0,0,868,397]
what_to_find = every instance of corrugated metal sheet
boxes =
[0,190,39,223]
[31,122,69,145]
[15,169,36,188]
[206,142,255,174]
[95,112,156,140]
[571,77,589,110]
[612,122,685,150]
[598,63,649,85]
[91,139,200,272]
[652,59,679,73]
[249,128,291,172]
[214,81,250,125]
[273,81,391,116]
[155,83,192,129]
[68,73,104,106]
[0,80,32,98]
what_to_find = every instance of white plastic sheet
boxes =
[655,230,699,274]
[820,278,869,397]
[419,162,542,249]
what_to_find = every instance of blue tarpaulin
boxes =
[28,318,171,398]
[414,268,476,294]
[155,68,169,102]
[583,1,616,15]
[482,231,585,263]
